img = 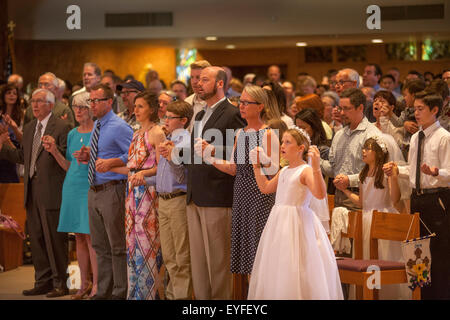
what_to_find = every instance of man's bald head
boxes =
[8,74,23,90]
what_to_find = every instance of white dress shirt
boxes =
[398,121,450,189]
[35,112,52,140]
[185,93,207,133]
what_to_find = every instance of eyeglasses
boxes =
[120,90,139,96]
[330,80,354,87]
[30,99,49,104]
[239,100,260,106]
[87,98,109,104]
[336,106,355,112]
[166,116,185,120]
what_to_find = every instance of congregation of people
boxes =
[0,61,449,300]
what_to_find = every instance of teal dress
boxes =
[57,128,92,234]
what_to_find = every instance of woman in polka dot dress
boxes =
[196,85,280,279]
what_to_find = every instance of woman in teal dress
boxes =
[42,92,97,299]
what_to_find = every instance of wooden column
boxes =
[0,0,8,80]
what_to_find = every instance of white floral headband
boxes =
[292,126,312,145]
[369,135,388,154]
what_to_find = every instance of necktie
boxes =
[29,122,43,178]
[88,121,101,186]
[415,130,425,191]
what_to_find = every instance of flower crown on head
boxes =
[292,126,312,145]
[370,135,388,154]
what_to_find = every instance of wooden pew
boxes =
[0,183,26,271]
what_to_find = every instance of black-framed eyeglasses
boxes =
[166,116,185,120]
[87,98,109,104]
[239,100,259,106]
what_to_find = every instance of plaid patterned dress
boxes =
[125,130,163,300]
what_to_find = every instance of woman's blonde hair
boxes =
[243,84,281,122]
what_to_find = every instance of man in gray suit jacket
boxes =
[0,89,71,298]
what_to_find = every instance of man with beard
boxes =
[320,88,380,210]
[185,60,211,132]
[187,66,245,299]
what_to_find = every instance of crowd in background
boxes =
[0,61,449,300]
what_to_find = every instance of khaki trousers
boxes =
[159,195,192,300]
[186,203,232,300]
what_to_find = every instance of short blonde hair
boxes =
[190,60,211,70]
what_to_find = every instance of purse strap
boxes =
[405,214,434,242]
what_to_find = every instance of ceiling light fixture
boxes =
[226,45,236,49]
[371,39,383,43]
[206,36,218,41]
[296,42,307,47]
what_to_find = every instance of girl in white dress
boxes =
[336,136,410,299]
[248,127,343,300]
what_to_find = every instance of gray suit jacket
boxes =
[0,114,71,209]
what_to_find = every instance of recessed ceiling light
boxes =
[206,36,218,41]
[226,45,236,49]
[371,39,383,43]
[296,42,307,47]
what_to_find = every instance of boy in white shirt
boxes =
[384,91,450,300]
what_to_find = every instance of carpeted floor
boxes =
[0,264,77,300]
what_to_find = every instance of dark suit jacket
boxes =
[187,99,246,207]
[0,114,71,209]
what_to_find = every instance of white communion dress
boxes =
[248,164,344,300]
[359,176,411,300]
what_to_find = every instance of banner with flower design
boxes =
[401,236,433,291]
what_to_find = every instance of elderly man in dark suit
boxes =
[187,66,245,299]
[0,88,71,298]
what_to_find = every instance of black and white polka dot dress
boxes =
[231,128,275,274]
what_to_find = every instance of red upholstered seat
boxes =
[337,258,405,272]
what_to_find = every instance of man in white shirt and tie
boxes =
[384,91,450,300]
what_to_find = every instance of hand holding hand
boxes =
[73,145,90,164]
[95,158,112,173]
[382,161,398,177]
[194,138,215,162]
[333,174,349,191]
[129,171,146,188]
[41,135,57,154]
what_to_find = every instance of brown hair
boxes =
[414,91,443,116]
[340,88,366,109]
[359,138,389,189]
[285,128,310,161]
[373,90,396,107]
[167,100,194,129]
[134,91,160,123]
[0,83,24,126]
[91,83,114,100]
